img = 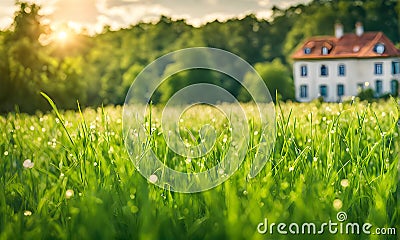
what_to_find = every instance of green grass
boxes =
[0,99,398,240]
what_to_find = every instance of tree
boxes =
[239,59,294,102]
[1,0,399,113]
[0,2,89,112]
[1,2,50,112]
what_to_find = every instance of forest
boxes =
[0,0,399,113]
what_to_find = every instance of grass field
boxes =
[0,99,399,239]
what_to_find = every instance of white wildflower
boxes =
[66,189,74,199]
[333,199,343,210]
[23,159,34,169]
[340,179,349,188]
[24,210,32,216]
[149,174,158,183]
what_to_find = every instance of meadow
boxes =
[0,99,398,240]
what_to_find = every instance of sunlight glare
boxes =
[57,31,68,41]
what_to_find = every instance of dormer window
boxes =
[304,48,311,54]
[374,43,385,54]
[322,47,329,55]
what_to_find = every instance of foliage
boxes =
[356,88,375,101]
[240,59,294,101]
[357,87,399,102]
[0,100,398,239]
[0,1,399,113]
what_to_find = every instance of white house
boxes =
[292,22,400,102]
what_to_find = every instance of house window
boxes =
[300,65,307,77]
[391,80,399,95]
[338,64,345,76]
[392,61,400,74]
[337,84,344,97]
[375,80,383,95]
[374,43,385,54]
[319,85,328,98]
[300,85,308,98]
[320,65,328,76]
[374,63,383,75]
[304,48,311,54]
[321,47,329,55]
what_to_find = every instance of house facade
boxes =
[292,23,400,102]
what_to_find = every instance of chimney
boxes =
[355,22,364,37]
[335,23,344,39]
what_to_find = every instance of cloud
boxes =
[51,0,99,24]
[0,1,16,29]
[0,0,312,32]
[258,0,269,7]
[0,17,12,30]
[255,10,273,19]
[97,0,171,26]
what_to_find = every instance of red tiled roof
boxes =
[292,32,400,60]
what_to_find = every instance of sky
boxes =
[0,0,311,33]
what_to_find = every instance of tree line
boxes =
[0,0,399,113]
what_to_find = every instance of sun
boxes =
[57,31,68,41]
